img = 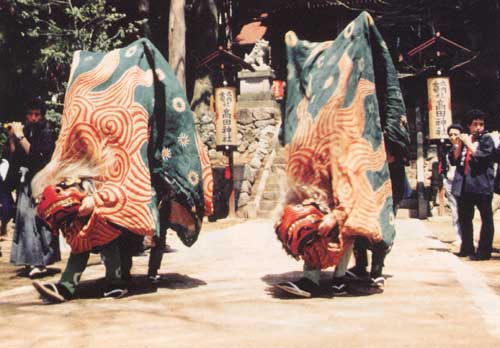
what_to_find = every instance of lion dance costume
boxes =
[33,38,213,254]
[275,12,409,270]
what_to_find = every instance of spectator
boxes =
[449,109,495,261]
[444,124,463,245]
[0,146,15,239]
[8,98,60,276]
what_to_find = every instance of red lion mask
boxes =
[275,203,344,269]
[37,178,87,231]
[275,203,324,257]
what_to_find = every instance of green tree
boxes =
[6,0,145,120]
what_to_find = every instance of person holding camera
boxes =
[449,109,495,261]
[8,98,60,277]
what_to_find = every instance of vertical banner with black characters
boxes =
[428,77,452,140]
[215,87,238,148]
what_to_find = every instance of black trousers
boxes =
[457,192,494,257]
[353,238,388,273]
[353,187,400,276]
[148,202,171,277]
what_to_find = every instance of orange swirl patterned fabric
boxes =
[36,39,213,252]
[281,12,409,268]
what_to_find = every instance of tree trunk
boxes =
[138,0,149,13]
[169,0,186,90]
[138,0,152,38]
[189,0,218,116]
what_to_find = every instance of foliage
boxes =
[5,0,146,121]
[44,108,62,134]
[0,130,7,156]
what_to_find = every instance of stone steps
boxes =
[256,147,287,218]
[262,191,281,201]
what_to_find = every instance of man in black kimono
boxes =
[8,98,60,277]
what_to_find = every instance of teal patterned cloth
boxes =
[37,38,212,252]
[282,12,410,251]
[134,39,214,246]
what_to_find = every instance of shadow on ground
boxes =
[72,273,207,300]
[427,247,452,253]
[426,246,500,260]
[13,266,61,279]
[261,271,384,299]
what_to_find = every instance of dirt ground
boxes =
[0,217,247,292]
[425,215,500,295]
[0,216,499,347]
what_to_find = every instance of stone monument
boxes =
[235,39,282,217]
[238,39,277,107]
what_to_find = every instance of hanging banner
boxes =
[427,77,452,140]
[215,87,238,148]
[272,80,285,100]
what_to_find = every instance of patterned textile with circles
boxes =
[33,39,214,253]
[280,11,406,268]
[35,50,155,253]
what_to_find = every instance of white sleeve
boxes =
[0,159,9,181]
[491,133,500,149]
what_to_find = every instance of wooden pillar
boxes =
[169,0,186,90]
[437,140,446,216]
[138,0,152,38]
[228,149,235,216]
[416,106,428,219]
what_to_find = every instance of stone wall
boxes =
[195,104,281,214]
[236,106,281,211]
